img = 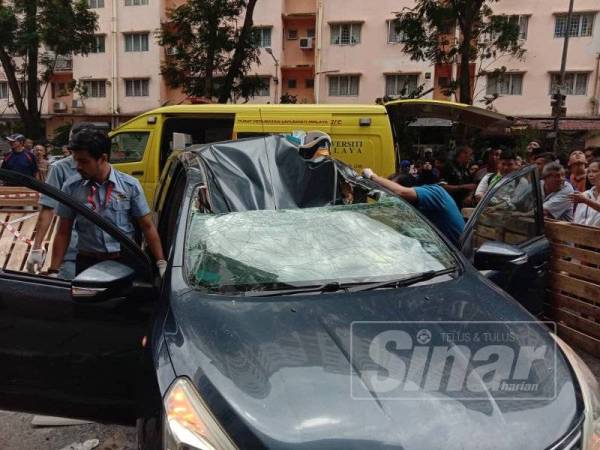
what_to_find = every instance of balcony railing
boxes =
[43,52,73,72]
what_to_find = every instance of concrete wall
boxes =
[473,0,600,118]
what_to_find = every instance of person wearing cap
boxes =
[362,167,464,246]
[26,123,95,277]
[2,133,38,178]
[47,128,166,277]
[298,131,332,160]
[567,150,591,192]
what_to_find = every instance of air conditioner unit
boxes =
[53,101,67,113]
[166,47,178,56]
[299,37,313,50]
[72,98,84,109]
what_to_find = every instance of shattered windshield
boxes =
[185,195,456,294]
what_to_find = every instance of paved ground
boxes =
[1,350,599,450]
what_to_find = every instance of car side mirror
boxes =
[71,260,135,302]
[474,241,528,271]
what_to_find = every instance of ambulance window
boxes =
[160,116,235,171]
[110,132,150,163]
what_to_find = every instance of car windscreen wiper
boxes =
[347,268,457,293]
[242,268,457,297]
[242,282,349,297]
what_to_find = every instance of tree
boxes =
[0,0,97,138]
[395,0,525,105]
[158,0,261,103]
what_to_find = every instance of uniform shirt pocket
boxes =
[109,199,133,229]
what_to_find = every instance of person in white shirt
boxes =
[541,162,574,221]
[474,149,518,203]
[571,159,600,227]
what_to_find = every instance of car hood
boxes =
[164,269,579,450]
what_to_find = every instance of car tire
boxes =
[137,414,162,450]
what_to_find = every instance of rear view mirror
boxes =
[72,260,135,302]
[474,242,528,271]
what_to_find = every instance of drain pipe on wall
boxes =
[593,53,600,116]
[314,0,324,104]
[111,0,119,129]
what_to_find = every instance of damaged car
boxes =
[0,135,598,450]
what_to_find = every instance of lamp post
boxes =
[552,0,575,152]
[265,47,279,104]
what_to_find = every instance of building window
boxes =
[125,0,148,5]
[554,13,594,38]
[330,23,361,45]
[287,79,297,89]
[513,15,529,40]
[329,75,359,96]
[306,78,314,89]
[486,73,523,96]
[255,77,270,97]
[82,80,106,98]
[254,27,272,48]
[550,73,589,95]
[125,79,149,97]
[87,0,104,8]
[307,29,316,39]
[385,74,418,96]
[124,33,149,52]
[287,29,298,40]
[0,82,7,99]
[387,19,405,43]
[91,35,105,53]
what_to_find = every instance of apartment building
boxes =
[0,0,598,142]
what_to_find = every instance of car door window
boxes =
[110,132,150,163]
[463,168,541,257]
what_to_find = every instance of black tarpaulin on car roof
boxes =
[193,135,344,213]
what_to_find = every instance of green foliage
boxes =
[280,93,297,104]
[158,0,260,102]
[395,0,525,104]
[0,0,98,137]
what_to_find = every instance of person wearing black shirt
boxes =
[440,145,476,208]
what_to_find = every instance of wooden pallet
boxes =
[0,186,39,210]
[544,221,600,357]
[0,211,57,273]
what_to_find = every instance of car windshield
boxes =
[185,195,457,294]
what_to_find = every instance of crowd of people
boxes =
[363,140,600,244]
[0,133,71,181]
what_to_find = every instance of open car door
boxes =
[0,169,156,424]
[459,165,550,316]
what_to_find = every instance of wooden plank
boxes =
[556,323,600,358]
[545,221,600,249]
[41,216,58,272]
[505,231,529,245]
[0,213,22,268]
[551,243,600,267]
[5,215,36,272]
[548,272,600,303]
[475,224,501,241]
[547,292,600,321]
[550,307,600,340]
[550,259,600,284]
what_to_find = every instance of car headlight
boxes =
[163,377,238,450]
[553,334,600,450]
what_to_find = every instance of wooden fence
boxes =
[0,186,57,272]
[545,221,600,357]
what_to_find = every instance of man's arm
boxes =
[32,206,54,249]
[366,171,418,203]
[137,214,165,262]
[48,217,74,272]
[571,192,600,213]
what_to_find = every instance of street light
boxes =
[265,47,279,104]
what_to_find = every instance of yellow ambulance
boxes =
[109,100,511,202]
